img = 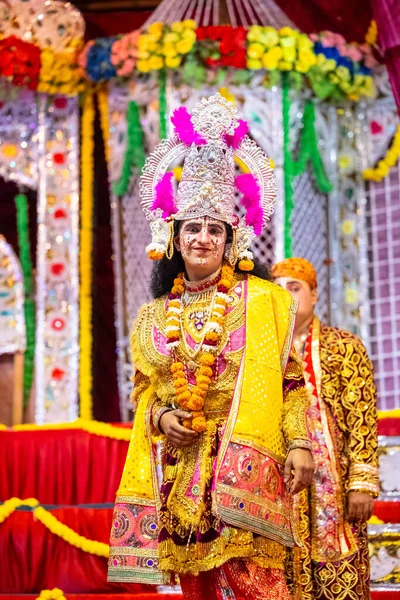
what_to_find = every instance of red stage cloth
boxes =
[374,500,400,524]
[0,420,399,506]
[0,596,182,600]
[0,429,128,504]
[1,504,398,594]
[0,507,152,593]
[378,418,400,437]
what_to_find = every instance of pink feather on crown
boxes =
[224,119,249,149]
[171,106,207,146]
[235,173,263,235]
[151,172,178,219]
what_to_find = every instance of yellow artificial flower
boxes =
[295,49,317,72]
[147,33,163,45]
[354,75,375,98]
[181,28,197,43]
[138,49,150,60]
[164,32,179,44]
[280,35,296,48]
[148,22,164,36]
[260,26,279,47]
[317,54,337,72]
[58,66,72,82]
[336,65,351,81]
[149,55,164,70]
[247,25,263,43]
[278,60,293,71]
[282,46,296,63]
[262,46,283,70]
[138,35,150,51]
[297,34,314,52]
[279,27,297,37]
[165,55,182,68]
[183,19,197,30]
[176,38,194,54]
[171,21,184,33]
[136,59,151,73]
[247,42,265,59]
[162,44,178,57]
[138,35,159,53]
[247,58,263,70]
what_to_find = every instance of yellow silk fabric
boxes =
[117,383,157,500]
[231,276,296,463]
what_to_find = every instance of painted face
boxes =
[176,217,227,272]
[274,277,318,322]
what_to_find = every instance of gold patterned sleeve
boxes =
[282,349,312,450]
[339,336,380,497]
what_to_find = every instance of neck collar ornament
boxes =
[140,93,277,271]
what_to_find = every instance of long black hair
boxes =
[150,221,270,298]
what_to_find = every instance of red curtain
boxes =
[0,429,128,504]
[273,0,372,42]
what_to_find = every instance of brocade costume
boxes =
[289,316,379,600]
[108,274,311,598]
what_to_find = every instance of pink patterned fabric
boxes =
[180,559,290,599]
[372,0,400,115]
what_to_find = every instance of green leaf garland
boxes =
[14,193,35,407]
[282,73,333,257]
[112,101,145,197]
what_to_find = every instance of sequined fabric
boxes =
[180,558,290,600]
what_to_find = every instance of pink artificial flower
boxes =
[346,46,362,61]
[117,58,136,76]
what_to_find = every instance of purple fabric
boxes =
[372,0,400,115]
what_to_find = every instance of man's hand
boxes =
[284,448,314,494]
[347,491,374,522]
[160,409,198,448]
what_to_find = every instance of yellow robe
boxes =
[108,275,311,583]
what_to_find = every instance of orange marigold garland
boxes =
[168,263,235,432]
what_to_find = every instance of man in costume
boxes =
[108,94,314,599]
[271,257,379,600]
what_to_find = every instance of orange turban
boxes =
[271,257,317,289]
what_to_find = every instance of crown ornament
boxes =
[140,94,277,268]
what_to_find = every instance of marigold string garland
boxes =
[0,497,109,557]
[363,124,400,182]
[79,92,95,420]
[167,263,235,433]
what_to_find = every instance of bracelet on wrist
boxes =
[287,439,312,453]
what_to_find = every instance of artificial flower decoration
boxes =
[111,30,140,77]
[0,36,41,90]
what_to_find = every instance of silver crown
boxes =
[175,143,236,223]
